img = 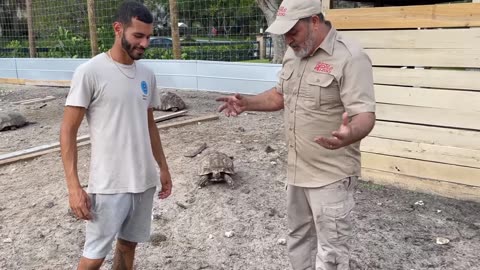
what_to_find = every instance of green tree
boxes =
[148,0,265,38]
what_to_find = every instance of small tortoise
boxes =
[0,112,27,131]
[198,151,235,188]
[157,91,186,112]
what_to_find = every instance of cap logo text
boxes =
[277,6,287,16]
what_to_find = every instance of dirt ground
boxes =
[0,84,479,270]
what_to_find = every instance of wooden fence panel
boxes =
[372,67,480,91]
[376,104,480,130]
[361,136,480,168]
[370,121,480,150]
[361,168,480,202]
[341,28,480,49]
[365,49,480,68]
[374,85,480,110]
[328,3,480,29]
[362,152,480,187]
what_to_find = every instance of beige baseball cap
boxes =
[266,0,322,35]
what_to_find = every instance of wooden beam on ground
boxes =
[154,110,188,122]
[157,114,219,130]
[328,3,480,29]
[11,96,53,105]
[0,135,89,164]
[24,80,71,87]
[12,96,56,105]
[0,113,217,166]
[0,140,91,166]
[0,78,25,85]
[0,78,70,87]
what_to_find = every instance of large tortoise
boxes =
[198,151,235,188]
[0,112,27,131]
[157,91,186,112]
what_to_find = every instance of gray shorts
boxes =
[82,187,156,259]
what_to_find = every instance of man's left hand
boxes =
[158,170,172,199]
[314,112,352,150]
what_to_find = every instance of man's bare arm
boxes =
[147,108,172,199]
[60,106,92,220]
[60,106,85,191]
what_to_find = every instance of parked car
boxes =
[149,36,173,48]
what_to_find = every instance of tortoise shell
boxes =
[158,91,186,111]
[0,112,27,131]
[198,151,234,177]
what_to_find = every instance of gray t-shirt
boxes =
[66,53,160,194]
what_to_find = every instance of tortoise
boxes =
[198,151,235,188]
[157,91,186,112]
[0,112,27,131]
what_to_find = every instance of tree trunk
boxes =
[26,0,36,58]
[256,0,285,64]
[168,0,181,59]
[87,0,99,57]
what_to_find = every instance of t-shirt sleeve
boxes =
[339,51,376,116]
[149,75,161,109]
[65,66,95,108]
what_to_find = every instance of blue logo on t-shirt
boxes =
[141,81,148,95]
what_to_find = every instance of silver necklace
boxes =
[107,50,136,79]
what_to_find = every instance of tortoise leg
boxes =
[224,174,235,189]
[198,175,210,188]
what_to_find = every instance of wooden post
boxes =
[87,0,99,56]
[26,0,36,58]
[322,0,331,15]
[256,34,265,59]
[169,0,181,59]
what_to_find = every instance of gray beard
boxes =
[293,35,316,58]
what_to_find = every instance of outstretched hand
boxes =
[216,93,247,117]
[314,112,352,150]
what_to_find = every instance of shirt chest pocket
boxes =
[302,73,339,110]
[279,67,294,96]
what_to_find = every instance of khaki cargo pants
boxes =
[287,176,357,270]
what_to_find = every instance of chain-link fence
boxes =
[5,0,462,62]
[0,0,270,61]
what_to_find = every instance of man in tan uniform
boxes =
[216,0,375,269]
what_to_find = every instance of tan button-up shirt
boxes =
[276,26,375,187]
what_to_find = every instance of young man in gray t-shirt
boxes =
[60,2,172,269]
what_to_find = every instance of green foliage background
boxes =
[0,0,265,61]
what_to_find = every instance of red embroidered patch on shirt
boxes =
[314,62,333,73]
[277,6,287,16]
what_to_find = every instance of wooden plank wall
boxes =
[330,3,480,201]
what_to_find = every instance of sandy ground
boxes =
[0,84,479,270]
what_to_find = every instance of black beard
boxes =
[121,35,143,60]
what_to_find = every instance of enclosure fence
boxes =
[0,0,269,61]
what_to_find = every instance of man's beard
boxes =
[121,35,145,60]
[292,25,316,58]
